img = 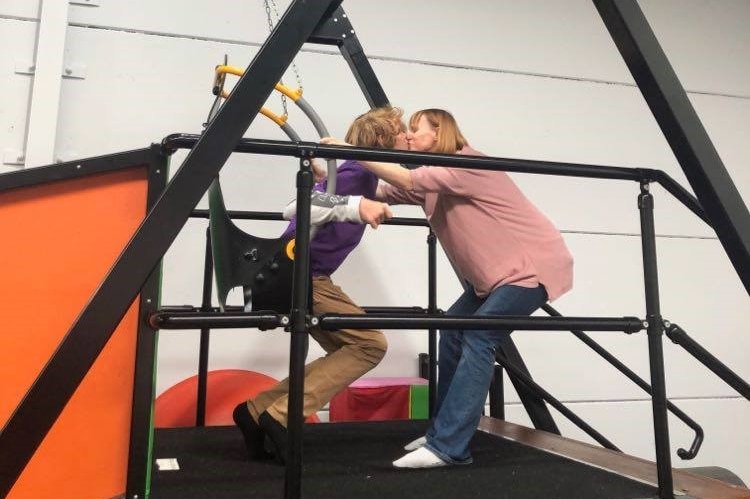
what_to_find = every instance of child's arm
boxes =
[283,191,392,228]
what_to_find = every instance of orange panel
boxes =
[0,167,149,499]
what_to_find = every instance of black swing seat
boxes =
[208,178,295,313]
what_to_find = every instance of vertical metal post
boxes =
[638,181,674,499]
[196,227,214,426]
[126,148,170,499]
[427,229,438,417]
[489,365,505,419]
[285,157,313,499]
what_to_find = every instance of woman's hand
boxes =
[321,137,352,147]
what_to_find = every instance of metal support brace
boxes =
[638,181,675,499]
[594,0,750,294]
[285,157,314,499]
[427,230,438,417]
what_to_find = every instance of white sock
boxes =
[393,447,447,469]
[404,435,427,451]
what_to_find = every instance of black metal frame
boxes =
[665,324,750,400]
[0,2,340,497]
[172,207,435,428]
[638,181,673,498]
[0,147,163,191]
[542,304,705,461]
[2,2,749,499]
[593,0,750,295]
[161,137,662,499]
[196,227,214,427]
[158,137,740,499]
[309,5,389,108]
[126,146,169,499]
[426,229,439,416]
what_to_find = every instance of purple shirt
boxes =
[283,160,378,276]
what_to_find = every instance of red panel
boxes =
[330,385,411,422]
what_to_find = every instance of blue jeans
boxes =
[425,284,548,464]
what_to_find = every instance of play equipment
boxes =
[154,369,319,427]
[329,377,429,422]
[2,2,749,499]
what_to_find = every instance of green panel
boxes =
[409,385,429,420]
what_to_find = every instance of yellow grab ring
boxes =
[285,239,296,261]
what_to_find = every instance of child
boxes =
[234,107,408,463]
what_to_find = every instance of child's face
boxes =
[393,120,408,150]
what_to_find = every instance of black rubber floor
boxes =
[150,420,658,499]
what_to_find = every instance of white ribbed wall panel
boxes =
[0,19,37,174]
[0,0,40,20]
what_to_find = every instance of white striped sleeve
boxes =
[282,192,362,225]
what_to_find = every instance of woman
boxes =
[322,108,573,468]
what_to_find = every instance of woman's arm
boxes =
[359,160,413,190]
[377,182,425,206]
[320,137,413,190]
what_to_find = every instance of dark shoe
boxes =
[258,411,288,465]
[233,402,272,460]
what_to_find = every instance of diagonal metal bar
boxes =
[0,1,338,495]
[494,351,618,450]
[496,339,560,434]
[594,0,750,295]
[309,6,389,107]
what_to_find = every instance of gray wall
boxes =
[2,0,748,483]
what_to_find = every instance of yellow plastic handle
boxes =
[260,107,288,127]
[215,65,302,101]
[218,91,288,127]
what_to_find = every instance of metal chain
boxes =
[267,0,303,90]
[264,0,303,117]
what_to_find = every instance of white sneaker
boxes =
[404,435,427,451]
[393,447,447,469]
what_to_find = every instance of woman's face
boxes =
[407,115,438,152]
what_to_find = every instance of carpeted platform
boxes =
[150,420,658,499]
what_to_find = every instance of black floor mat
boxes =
[150,420,657,499]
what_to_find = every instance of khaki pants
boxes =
[247,276,387,426]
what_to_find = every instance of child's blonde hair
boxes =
[345,107,405,148]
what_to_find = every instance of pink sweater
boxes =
[378,146,573,301]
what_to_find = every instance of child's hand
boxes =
[359,198,393,229]
[311,158,327,183]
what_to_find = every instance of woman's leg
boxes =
[436,287,483,413]
[401,288,483,452]
[413,285,548,466]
